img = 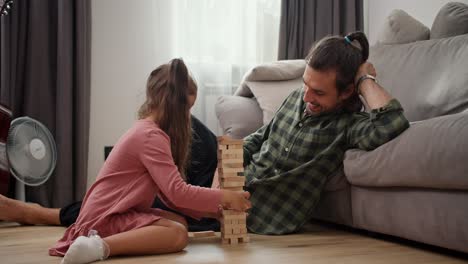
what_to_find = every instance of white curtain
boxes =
[165,0,281,134]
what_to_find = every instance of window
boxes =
[162,0,281,133]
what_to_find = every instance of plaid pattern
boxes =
[243,88,409,234]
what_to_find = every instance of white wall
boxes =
[88,0,172,186]
[365,0,468,45]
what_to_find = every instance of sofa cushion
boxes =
[431,2,468,39]
[377,9,429,44]
[370,33,468,122]
[343,112,468,190]
[245,79,303,124]
[234,60,305,97]
[215,95,263,139]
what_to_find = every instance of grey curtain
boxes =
[0,0,91,207]
[278,0,363,60]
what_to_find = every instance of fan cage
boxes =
[6,117,57,186]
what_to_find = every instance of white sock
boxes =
[61,235,110,264]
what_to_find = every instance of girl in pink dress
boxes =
[49,59,251,264]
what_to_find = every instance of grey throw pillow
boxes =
[234,60,305,96]
[245,80,302,125]
[369,34,468,122]
[215,95,263,139]
[431,2,468,39]
[377,9,430,44]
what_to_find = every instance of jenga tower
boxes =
[217,136,249,245]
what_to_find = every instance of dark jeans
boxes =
[60,116,220,232]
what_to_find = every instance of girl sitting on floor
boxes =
[49,58,251,264]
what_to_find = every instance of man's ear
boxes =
[339,84,355,100]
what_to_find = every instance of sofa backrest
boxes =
[370,33,468,122]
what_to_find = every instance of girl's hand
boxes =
[221,190,251,212]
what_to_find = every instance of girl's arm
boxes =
[140,129,250,218]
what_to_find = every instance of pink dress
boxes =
[49,119,222,256]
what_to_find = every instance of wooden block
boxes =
[221,176,245,182]
[222,233,249,239]
[222,238,230,244]
[240,236,250,243]
[221,228,233,235]
[222,214,247,220]
[219,158,244,164]
[218,145,228,151]
[220,218,232,225]
[217,149,243,156]
[219,171,244,178]
[219,167,244,174]
[218,162,244,168]
[232,223,244,228]
[222,210,245,216]
[217,136,244,146]
[222,186,244,191]
[220,181,244,188]
[218,144,243,151]
[218,153,243,160]
[219,159,244,168]
[221,222,235,228]
[191,231,216,238]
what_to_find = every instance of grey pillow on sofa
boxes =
[377,9,430,44]
[245,79,303,124]
[344,112,468,190]
[235,60,305,97]
[369,33,468,121]
[431,2,468,39]
[215,95,263,139]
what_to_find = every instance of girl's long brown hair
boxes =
[138,59,196,180]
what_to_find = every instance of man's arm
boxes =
[347,62,410,150]
[355,62,393,109]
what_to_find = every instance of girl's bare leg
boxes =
[105,218,188,256]
[62,218,189,263]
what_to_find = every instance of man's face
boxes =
[302,66,351,115]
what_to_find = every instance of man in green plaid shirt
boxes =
[243,32,409,234]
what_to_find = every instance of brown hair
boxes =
[138,59,197,180]
[306,31,369,112]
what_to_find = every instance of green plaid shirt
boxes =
[243,88,409,235]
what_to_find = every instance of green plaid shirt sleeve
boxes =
[347,99,410,150]
[244,89,410,235]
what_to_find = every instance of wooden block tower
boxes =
[217,136,249,245]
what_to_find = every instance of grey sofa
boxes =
[215,3,468,253]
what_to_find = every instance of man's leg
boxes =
[0,194,61,225]
[59,201,83,226]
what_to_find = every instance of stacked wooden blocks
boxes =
[217,136,249,245]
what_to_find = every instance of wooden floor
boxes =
[1,221,466,264]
